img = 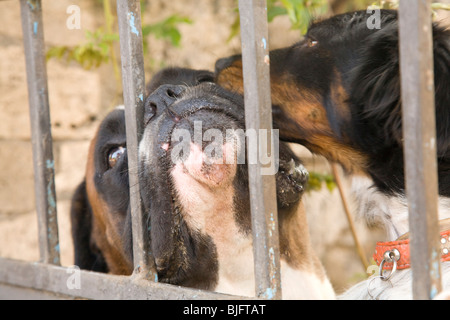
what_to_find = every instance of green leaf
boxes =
[280,0,298,25]
[46,46,69,60]
[227,14,240,42]
[102,33,120,42]
[165,15,193,25]
[142,14,192,47]
[229,0,329,39]
[306,171,336,192]
[432,3,450,10]
[267,6,287,22]
[167,28,182,47]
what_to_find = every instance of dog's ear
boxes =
[70,180,108,272]
[430,24,450,157]
[350,20,450,157]
[349,20,402,150]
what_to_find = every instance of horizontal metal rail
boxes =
[0,257,248,300]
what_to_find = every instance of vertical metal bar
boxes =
[399,0,442,299]
[238,0,282,299]
[20,0,60,265]
[116,0,157,280]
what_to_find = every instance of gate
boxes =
[0,0,443,300]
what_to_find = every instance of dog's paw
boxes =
[276,158,309,208]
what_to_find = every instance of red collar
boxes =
[374,229,450,271]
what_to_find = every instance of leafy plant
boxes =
[368,0,450,19]
[46,0,192,73]
[307,171,336,192]
[369,0,450,11]
[229,0,450,41]
[228,0,329,40]
[46,30,119,70]
[277,0,329,33]
[142,15,192,50]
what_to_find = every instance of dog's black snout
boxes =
[144,84,186,125]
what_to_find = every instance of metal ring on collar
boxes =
[379,249,401,281]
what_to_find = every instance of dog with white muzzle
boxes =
[70,67,335,299]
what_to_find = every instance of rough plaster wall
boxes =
[0,0,389,294]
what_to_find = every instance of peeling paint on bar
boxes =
[26,0,36,11]
[47,179,57,218]
[128,12,140,36]
[46,159,54,169]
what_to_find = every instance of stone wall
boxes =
[0,0,394,295]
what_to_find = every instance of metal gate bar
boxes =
[19,0,60,266]
[238,0,281,299]
[116,0,157,280]
[399,0,442,299]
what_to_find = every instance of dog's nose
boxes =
[144,84,186,125]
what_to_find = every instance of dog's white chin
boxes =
[350,175,409,241]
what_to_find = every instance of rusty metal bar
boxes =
[399,0,442,299]
[19,0,60,266]
[0,257,248,300]
[238,0,282,299]
[116,0,157,280]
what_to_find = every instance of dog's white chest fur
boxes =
[171,160,335,299]
[214,242,336,299]
[350,176,410,240]
[341,175,450,299]
[351,175,450,240]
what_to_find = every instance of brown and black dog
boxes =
[215,10,450,299]
[70,67,335,299]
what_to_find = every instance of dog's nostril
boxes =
[144,102,158,125]
[149,102,157,117]
[166,88,178,98]
[163,84,186,100]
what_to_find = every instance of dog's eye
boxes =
[108,146,126,169]
[307,38,318,48]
